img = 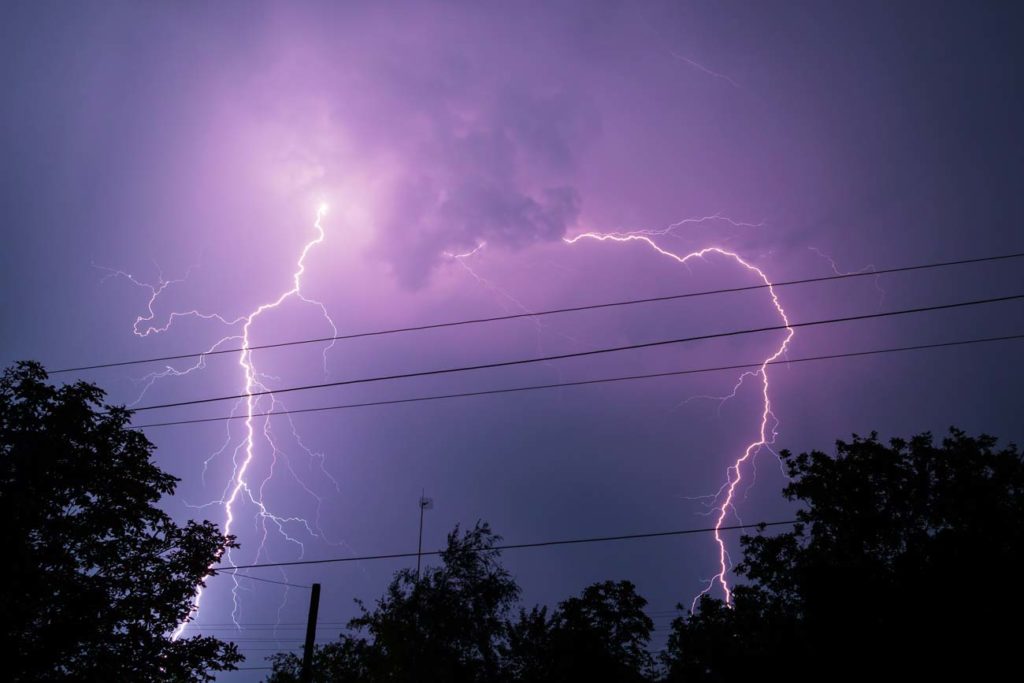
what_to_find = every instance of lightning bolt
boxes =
[444,242,549,327]
[444,242,552,347]
[564,218,794,607]
[101,206,338,639]
[808,246,886,307]
[110,206,788,624]
[443,242,593,382]
[191,203,338,632]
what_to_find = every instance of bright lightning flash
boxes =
[109,206,788,629]
[101,206,339,639]
[197,203,340,634]
[564,219,794,608]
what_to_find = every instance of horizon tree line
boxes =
[3,362,1021,682]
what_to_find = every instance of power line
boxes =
[180,623,349,628]
[231,573,312,589]
[50,250,1024,374]
[132,332,1024,429]
[181,609,714,630]
[127,292,1024,415]
[216,520,797,572]
[185,634,318,637]
[204,639,318,643]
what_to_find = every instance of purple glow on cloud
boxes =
[2,0,1022,676]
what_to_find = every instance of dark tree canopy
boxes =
[269,521,520,683]
[268,530,657,683]
[1,362,242,682]
[663,428,1024,681]
[505,580,655,683]
[356,520,520,681]
[266,427,1022,682]
[266,638,370,683]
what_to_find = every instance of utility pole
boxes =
[300,582,321,683]
[416,491,433,581]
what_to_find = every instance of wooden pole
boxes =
[300,583,321,683]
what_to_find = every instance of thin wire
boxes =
[49,250,1024,374]
[179,623,349,628]
[126,292,1024,414]
[131,331,1024,429]
[229,573,312,589]
[216,520,797,572]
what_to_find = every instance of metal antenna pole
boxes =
[416,491,432,581]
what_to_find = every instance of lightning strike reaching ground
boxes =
[103,207,339,638]
[564,222,794,607]
[192,203,338,633]
[112,208,789,625]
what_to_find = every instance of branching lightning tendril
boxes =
[564,218,794,608]
[102,206,338,638]
[107,207,791,630]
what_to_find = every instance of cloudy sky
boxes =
[2,0,1022,677]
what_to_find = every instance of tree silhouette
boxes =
[663,428,1024,681]
[269,521,520,683]
[265,427,1022,682]
[265,638,370,683]
[1,362,242,682]
[504,580,655,682]
[270,529,660,682]
[660,590,796,682]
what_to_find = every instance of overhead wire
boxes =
[124,292,1024,416]
[61,257,1020,654]
[133,332,1024,429]
[48,250,1024,374]
[229,574,312,589]
[215,520,798,572]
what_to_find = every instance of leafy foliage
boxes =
[267,427,1022,682]
[270,521,520,683]
[268,530,658,683]
[354,520,520,681]
[663,428,1024,680]
[265,638,370,683]
[1,362,242,682]
[505,580,655,682]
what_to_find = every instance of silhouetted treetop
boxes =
[505,579,655,682]
[268,427,1023,682]
[2,361,242,682]
[664,428,1023,682]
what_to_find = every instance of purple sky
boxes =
[3,1,1023,677]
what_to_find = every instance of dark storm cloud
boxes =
[372,82,597,288]
[240,1,606,289]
